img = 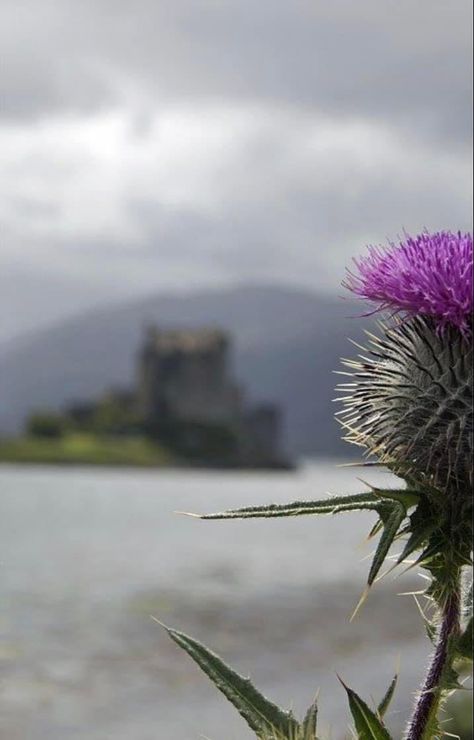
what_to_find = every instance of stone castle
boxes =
[135,326,285,467]
[62,326,287,467]
[138,328,241,427]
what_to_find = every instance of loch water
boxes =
[0,462,428,739]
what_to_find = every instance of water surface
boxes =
[0,462,428,739]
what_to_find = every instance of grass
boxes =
[0,433,175,468]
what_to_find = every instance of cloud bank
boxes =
[1,0,472,340]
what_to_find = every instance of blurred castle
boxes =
[136,326,285,467]
[138,328,240,427]
[62,326,287,468]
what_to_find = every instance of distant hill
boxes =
[0,285,369,456]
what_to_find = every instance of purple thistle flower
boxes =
[344,230,473,334]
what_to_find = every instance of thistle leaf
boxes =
[377,674,398,719]
[456,616,473,660]
[367,503,406,586]
[367,519,384,540]
[301,697,318,740]
[195,492,381,520]
[441,664,463,691]
[340,679,392,740]
[396,520,441,565]
[371,488,419,508]
[424,619,437,644]
[160,623,300,738]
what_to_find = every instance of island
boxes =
[0,326,293,470]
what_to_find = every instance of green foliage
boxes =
[27,411,65,439]
[91,397,141,435]
[446,691,474,740]
[0,433,172,467]
[160,623,302,739]
[196,491,412,597]
[377,674,398,719]
[371,487,420,509]
[456,616,473,660]
[339,679,392,740]
[395,519,442,566]
[168,472,471,739]
[367,503,406,586]
[195,492,384,520]
[301,698,319,740]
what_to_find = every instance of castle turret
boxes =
[137,326,241,427]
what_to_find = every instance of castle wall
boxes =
[136,326,286,466]
[137,328,241,427]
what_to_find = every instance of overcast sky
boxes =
[1,0,472,342]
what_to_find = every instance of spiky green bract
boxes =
[195,489,419,520]
[195,492,382,519]
[195,491,418,591]
[301,698,319,740]
[377,674,398,719]
[338,316,472,497]
[367,502,406,586]
[339,678,392,740]
[195,491,421,595]
[456,616,473,660]
[338,315,473,612]
[161,623,301,739]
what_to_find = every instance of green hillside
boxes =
[0,433,174,468]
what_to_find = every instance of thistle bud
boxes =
[339,316,472,494]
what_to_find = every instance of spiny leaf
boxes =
[367,503,406,586]
[441,664,463,691]
[371,488,419,509]
[340,679,392,740]
[456,616,473,660]
[377,674,398,719]
[424,618,437,644]
[192,492,382,520]
[396,520,441,565]
[159,622,300,738]
[367,519,384,540]
[301,696,318,740]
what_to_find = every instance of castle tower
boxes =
[137,326,241,427]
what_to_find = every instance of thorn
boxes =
[356,476,376,490]
[350,586,370,622]
[397,590,426,596]
[347,337,367,351]
[173,511,202,517]
[150,615,169,630]
[336,673,348,689]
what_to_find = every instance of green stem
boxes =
[405,578,461,740]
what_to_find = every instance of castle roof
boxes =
[144,327,228,354]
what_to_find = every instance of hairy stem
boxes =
[405,581,461,740]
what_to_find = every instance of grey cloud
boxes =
[110,130,472,287]
[1,0,472,342]
[1,0,472,145]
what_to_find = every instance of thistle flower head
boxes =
[339,229,473,496]
[344,231,473,335]
[338,317,473,494]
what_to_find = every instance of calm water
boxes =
[0,462,428,739]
